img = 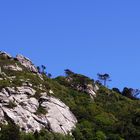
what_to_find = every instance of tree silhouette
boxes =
[41,65,46,74]
[48,73,52,78]
[64,69,74,77]
[37,66,41,73]
[122,87,136,99]
[97,73,111,86]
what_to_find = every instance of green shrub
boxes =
[94,113,116,126]
[6,101,17,108]
[36,106,47,115]
[0,123,20,140]
[95,131,106,140]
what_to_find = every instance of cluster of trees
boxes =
[50,76,140,140]
[60,69,95,92]
[64,69,111,87]
[1,80,139,140]
[37,65,52,78]
[51,70,140,140]
[0,68,139,140]
[64,69,139,100]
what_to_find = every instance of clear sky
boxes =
[0,0,140,90]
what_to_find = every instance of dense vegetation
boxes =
[0,123,73,140]
[48,76,140,140]
[1,77,139,140]
[0,55,140,140]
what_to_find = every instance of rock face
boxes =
[16,54,43,80]
[86,84,99,98]
[0,86,77,134]
[75,84,98,98]
[66,77,99,98]
[41,97,77,134]
[16,55,38,73]
[0,51,12,59]
[0,52,89,135]
[86,84,97,98]
[3,64,23,71]
[65,73,99,98]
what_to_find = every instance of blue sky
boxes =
[0,0,140,90]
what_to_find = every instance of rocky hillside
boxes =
[0,52,78,135]
[0,51,140,140]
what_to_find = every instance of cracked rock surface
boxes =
[0,86,77,135]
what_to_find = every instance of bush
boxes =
[0,123,20,140]
[95,131,106,140]
[6,101,17,108]
[35,106,47,115]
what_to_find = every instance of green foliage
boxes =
[122,87,136,99]
[6,101,17,108]
[52,77,140,140]
[20,133,35,140]
[94,113,116,126]
[0,79,11,90]
[0,56,140,140]
[55,72,94,93]
[35,105,47,115]
[0,123,20,140]
[0,125,73,140]
[20,129,73,140]
[95,131,106,140]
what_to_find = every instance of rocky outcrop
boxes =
[0,52,79,135]
[64,82,98,99]
[64,73,99,98]
[16,55,38,73]
[0,51,12,59]
[16,86,36,96]
[41,97,77,134]
[0,86,77,135]
[3,64,23,71]
[16,55,43,80]
[86,84,96,98]
[86,84,99,98]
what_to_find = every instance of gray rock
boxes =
[16,55,38,73]
[0,51,12,59]
[41,97,77,134]
[3,64,22,71]
[0,52,77,134]
[0,86,77,135]
[94,84,99,92]
[86,84,97,98]
[16,86,36,96]
[16,55,43,80]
